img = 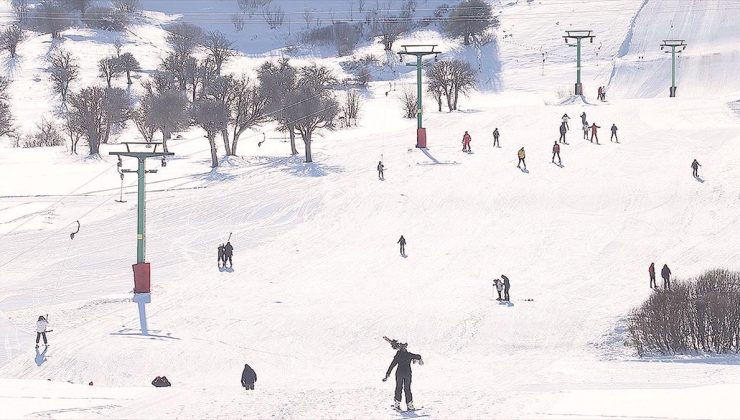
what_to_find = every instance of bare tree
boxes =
[426,59,476,111]
[101,87,130,144]
[165,22,203,60]
[113,38,123,57]
[133,94,156,142]
[262,6,285,29]
[286,84,338,163]
[194,99,228,168]
[257,58,299,155]
[65,0,94,17]
[302,9,314,28]
[98,56,123,88]
[231,13,246,32]
[332,22,361,56]
[0,76,13,138]
[66,86,107,155]
[11,0,29,25]
[0,25,24,58]
[149,89,189,152]
[204,75,236,155]
[223,75,268,155]
[299,63,338,89]
[184,56,216,103]
[372,12,409,51]
[118,52,140,85]
[400,87,417,118]
[343,89,361,126]
[444,0,498,46]
[33,1,72,39]
[237,0,272,15]
[202,31,235,75]
[112,0,139,13]
[48,49,79,103]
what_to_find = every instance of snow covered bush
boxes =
[400,87,417,118]
[21,118,65,148]
[83,6,129,32]
[1,25,24,58]
[628,269,740,355]
[304,22,363,57]
[48,48,79,103]
[0,76,13,138]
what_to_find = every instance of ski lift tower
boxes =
[563,30,595,96]
[398,44,441,149]
[660,40,687,97]
[109,142,173,335]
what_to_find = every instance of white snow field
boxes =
[2,0,740,418]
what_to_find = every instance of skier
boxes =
[462,131,472,153]
[552,141,561,165]
[601,86,607,101]
[218,244,225,268]
[661,264,672,290]
[580,112,587,127]
[610,124,618,142]
[492,128,500,147]
[35,315,49,348]
[501,275,511,301]
[397,235,406,256]
[559,122,567,143]
[582,121,589,140]
[649,262,657,288]
[377,160,385,181]
[223,241,234,268]
[561,113,570,130]
[590,122,601,144]
[493,279,503,301]
[241,363,257,391]
[691,159,701,178]
[383,342,423,411]
[597,86,603,101]
[517,147,526,170]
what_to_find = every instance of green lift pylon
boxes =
[398,44,441,149]
[563,30,595,96]
[660,40,687,97]
[109,142,173,335]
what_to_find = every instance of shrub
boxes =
[21,118,65,148]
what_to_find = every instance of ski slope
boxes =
[2,0,740,418]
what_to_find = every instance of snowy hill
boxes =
[2,0,740,418]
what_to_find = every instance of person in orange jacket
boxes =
[590,123,601,144]
[462,131,472,152]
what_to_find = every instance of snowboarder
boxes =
[217,244,225,268]
[610,124,618,142]
[383,342,423,412]
[552,141,561,165]
[501,275,511,301]
[649,262,657,288]
[590,123,601,144]
[661,264,672,290]
[561,113,570,130]
[223,241,233,268]
[580,112,587,126]
[492,128,500,147]
[517,148,526,170]
[582,122,589,140]
[559,122,567,143]
[377,161,385,180]
[691,159,701,178]
[35,315,49,348]
[493,279,503,300]
[397,235,406,256]
[462,131,472,153]
[241,363,257,390]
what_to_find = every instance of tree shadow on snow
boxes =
[264,155,343,178]
[111,329,181,340]
[634,354,740,366]
[190,168,238,183]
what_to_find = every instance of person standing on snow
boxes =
[493,279,504,301]
[559,122,567,143]
[462,131,472,153]
[597,86,603,101]
[397,235,406,256]
[691,159,701,178]
[561,113,570,130]
[377,161,385,180]
[590,122,601,144]
[501,275,511,301]
[35,315,49,348]
[492,128,500,148]
[610,124,618,142]
[649,262,657,289]
[661,264,672,289]
[383,343,423,411]
[223,241,234,268]
[517,148,527,170]
[218,244,225,268]
[580,112,587,127]
[552,141,562,165]
[582,121,589,140]
[241,363,257,390]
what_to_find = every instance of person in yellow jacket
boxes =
[517,147,526,170]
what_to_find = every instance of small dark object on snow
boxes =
[151,376,171,387]
[88,381,94,386]
[241,364,257,390]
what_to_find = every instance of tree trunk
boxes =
[453,87,459,111]
[289,128,298,155]
[163,129,171,153]
[103,122,111,144]
[303,131,312,163]
[208,134,219,168]
[231,131,242,156]
[445,89,453,112]
[107,77,112,88]
[436,95,442,112]
[89,136,100,156]
[126,71,132,85]
[464,33,470,46]
[221,129,232,156]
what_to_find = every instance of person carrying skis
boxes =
[561,113,570,130]
[493,279,504,300]
[218,244,225,268]
[241,363,257,390]
[501,275,511,301]
[649,262,657,288]
[492,128,500,147]
[559,122,567,143]
[610,124,618,142]
[580,112,587,127]
[552,141,562,165]
[223,241,234,268]
[377,161,385,181]
[691,159,701,178]
[582,121,589,140]
[36,315,49,348]
[397,235,407,256]
[462,131,472,153]
[517,148,526,170]
[661,264,672,289]
[383,342,423,411]
[590,122,601,144]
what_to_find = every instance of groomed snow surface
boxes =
[2,0,740,418]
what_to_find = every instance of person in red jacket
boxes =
[590,123,601,144]
[649,262,656,288]
[552,141,561,165]
[462,131,472,152]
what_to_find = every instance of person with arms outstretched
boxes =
[383,342,423,411]
[691,159,701,178]
[590,123,601,144]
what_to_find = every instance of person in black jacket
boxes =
[377,161,385,180]
[501,274,511,301]
[218,244,225,268]
[661,264,672,290]
[397,235,406,256]
[383,344,423,411]
[241,364,257,390]
[223,241,234,268]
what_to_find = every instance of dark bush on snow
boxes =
[83,6,129,31]
[628,269,740,356]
